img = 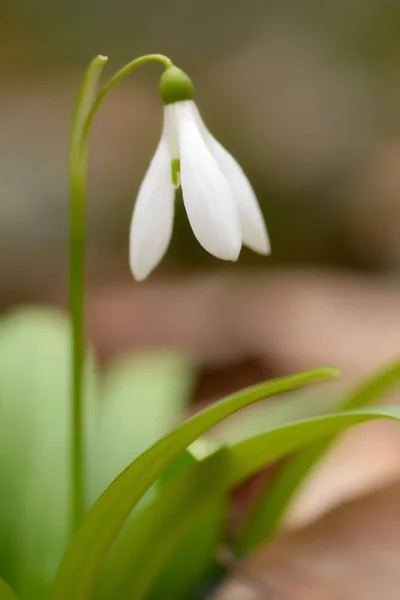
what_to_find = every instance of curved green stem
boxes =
[69,55,108,534]
[69,52,171,533]
[83,54,172,137]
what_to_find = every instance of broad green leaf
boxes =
[0,575,18,600]
[88,352,195,504]
[0,308,98,599]
[51,366,338,600]
[235,359,400,554]
[92,406,400,599]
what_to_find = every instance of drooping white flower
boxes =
[129,66,270,281]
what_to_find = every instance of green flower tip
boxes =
[159,66,194,105]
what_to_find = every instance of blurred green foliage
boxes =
[0,308,194,598]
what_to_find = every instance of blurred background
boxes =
[3,1,400,596]
[2,0,400,379]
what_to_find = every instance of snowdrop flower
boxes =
[130,66,270,281]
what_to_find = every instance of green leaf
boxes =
[235,359,400,555]
[90,406,400,599]
[148,499,226,600]
[213,386,341,445]
[96,441,226,600]
[87,352,195,504]
[100,384,341,600]
[0,576,18,600]
[147,490,225,600]
[0,308,98,599]
[51,366,338,600]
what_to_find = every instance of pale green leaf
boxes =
[0,308,98,599]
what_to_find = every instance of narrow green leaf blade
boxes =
[95,444,227,600]
[148,439,226,600]
[0,576,18,600]
[97,384,341,600]
[148,498,226,600]
[94,406,400,599]
[51,366,338,600]
[235,359,400,554]
[213,386,341,445]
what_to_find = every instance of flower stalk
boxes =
[68,53,172,533]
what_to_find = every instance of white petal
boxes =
[129,137,175,281]
[175,101,241,261]
[193,105,270,255]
